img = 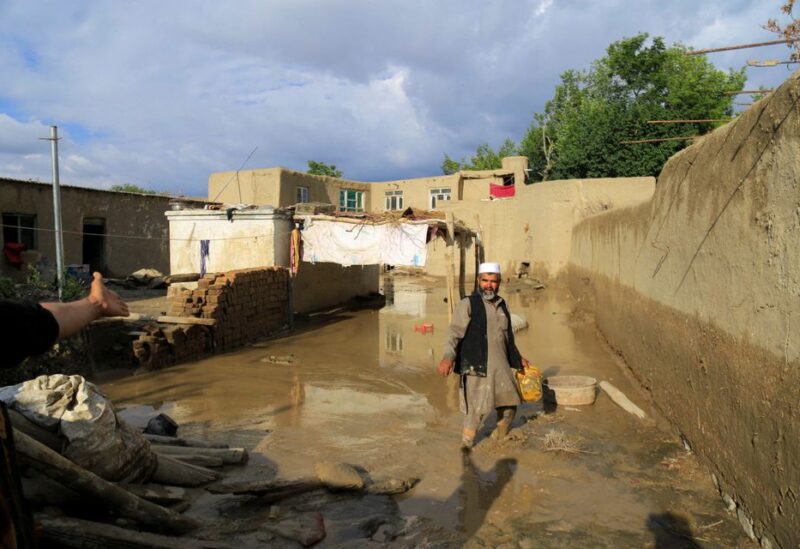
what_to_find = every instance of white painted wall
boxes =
[165,208,293,274]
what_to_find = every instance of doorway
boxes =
[82,217,106,274]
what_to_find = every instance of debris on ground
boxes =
[260,354,294,365]
[1,373,422,547]
[127,268,167,289]
[540,429,585,454]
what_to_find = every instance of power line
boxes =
[209,147,259,203]
[1,223,293,243]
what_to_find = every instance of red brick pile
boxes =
[133,323,210,370]
[169,267,289,348]
[132,267,290,369]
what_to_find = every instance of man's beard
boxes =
[480,289,496,300]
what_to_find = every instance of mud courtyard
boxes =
[98,278,749,547]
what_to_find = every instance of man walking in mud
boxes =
[438,262,530,450]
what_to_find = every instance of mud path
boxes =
[101,278,749,547]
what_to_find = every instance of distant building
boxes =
[0,177,171,279]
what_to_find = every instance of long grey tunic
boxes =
[443,295,522,430]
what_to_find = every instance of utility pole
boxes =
[40,126,65,300]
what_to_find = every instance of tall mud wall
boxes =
[569,71,800,547]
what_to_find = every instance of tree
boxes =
[519,34,746,181]
[765,1,800,61]
[307,160,343,178]
[441,139,518,174]
[110,183,156,194]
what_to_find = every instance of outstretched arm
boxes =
[41,272,129,339]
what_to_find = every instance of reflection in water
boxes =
[380,280,429,318]
[385,328,404,354]
[455,454,517,538]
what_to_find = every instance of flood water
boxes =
[102,277,749,547]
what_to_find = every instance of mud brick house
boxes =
[0,177,171,279]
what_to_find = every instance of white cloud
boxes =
[0,0,794,195]
[535,0,554,16]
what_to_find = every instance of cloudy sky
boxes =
[0,0,795,196]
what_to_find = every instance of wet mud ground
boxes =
[100,277,750,547]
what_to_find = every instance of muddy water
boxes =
[103,278,749,547]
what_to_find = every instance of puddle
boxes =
[102,277,748,547]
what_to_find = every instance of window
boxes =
[384,190,404,211]
[339,189,364,212]
[296,186,309,203]
[429,187,452,210]
[2,213,36,249]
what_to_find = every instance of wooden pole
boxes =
[722,89,774,95]
[473,214,485,294]
[445,212,456,322]
[150,445,248,465]
[13,431,198,534]
[38,515,232,549]
[686,38,798,56]
[619,136,698,144]
[457,232,466,299]
[647,118,732,124]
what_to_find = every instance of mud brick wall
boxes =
[169,267,290,351]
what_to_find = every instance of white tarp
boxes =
[302,220,429,267]
[0,374,156,482]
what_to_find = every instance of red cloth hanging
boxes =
[3,243,26,268]
[490,184,515,198]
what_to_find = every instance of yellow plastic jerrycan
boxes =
[516,364,543,402]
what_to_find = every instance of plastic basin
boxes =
[543,375,597,406]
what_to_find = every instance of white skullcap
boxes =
[478,262,501,274]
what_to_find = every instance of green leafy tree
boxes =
[520,34,745,181]
[307,160,343,178]
[110,183,157,194]
[441,138,518,174]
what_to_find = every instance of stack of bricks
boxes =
[132,323,210,370]
[168,267,290,351]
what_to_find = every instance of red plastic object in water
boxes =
[414,323,434,334]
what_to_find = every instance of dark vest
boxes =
[455,292,522,377]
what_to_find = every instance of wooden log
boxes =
[599,381,647,420]
[165,273,202,284]
[157,316,216,326]
[151,454,221,487]
[7,408,61,452]
[38,515,233,549]
[364,477,419,495]
[151,445,248,465]
[171,454,224,468]
[13,431,197,535]
[119,484,188,506]
[92,313,148,324]
[207,478,322,499]
[144,433,229,449]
